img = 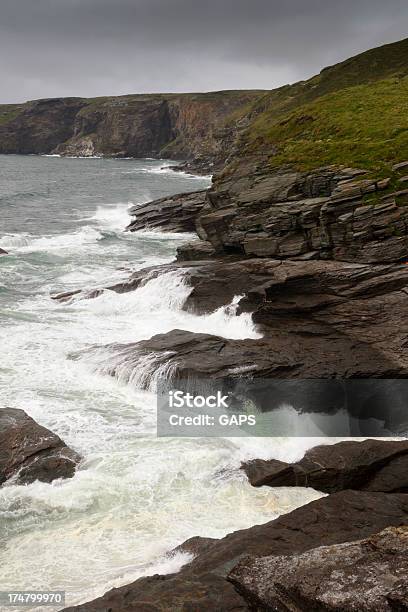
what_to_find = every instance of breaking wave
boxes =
[0,155,324,610]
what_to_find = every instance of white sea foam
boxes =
[0,233,33,248]
[0,227,105,254]
[0,158,322,610]
[88,202,133,231]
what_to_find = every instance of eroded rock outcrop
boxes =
[66,256,408,386]
[127,190,207,233]
[0,408,81,485]
[229,526,408,612]
[197,164,408,263]
[242,439,408,493]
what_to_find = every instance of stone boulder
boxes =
[242,439,408,493]
[127,190,207,233]
[229,526,408,611]
[0,408,81,485]
[0,248,8,255]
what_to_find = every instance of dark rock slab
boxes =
[55,255,408,385]
[242,439,408,493]
[50,264,173,303]
[127,190,207,233]
[63,491,408,611]
[169,536,219,559]
[176,239,217,261]
[63,572,248,612]
[228,526,408,611]
[93,327,405,394]
[187,490,408,575]
[0,408,81,485]
[0,248,8,255]
[198,164,408,263]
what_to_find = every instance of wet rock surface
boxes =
[0,408,81,485]
[169,536,219,559]
[0,248,8,255]
[127,190,207,233]
[229,526,408,612]
[242,439,408,493]
[63,491,408,611]
[105,327,402,383]
[63,572,248,612]
[70,256,408,388]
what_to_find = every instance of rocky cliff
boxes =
[52,37,408,611]
[0,91,263,167]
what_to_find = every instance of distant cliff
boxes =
[0,91,263,169]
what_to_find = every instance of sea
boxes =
[0,155,323,610]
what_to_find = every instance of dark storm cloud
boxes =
[0,0,407,102]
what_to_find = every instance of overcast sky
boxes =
[0,0,407,103]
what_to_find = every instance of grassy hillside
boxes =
[240,37,408,173]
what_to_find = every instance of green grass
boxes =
[235,37,408,174]
[243,76,408,174]
[0,104,23,125]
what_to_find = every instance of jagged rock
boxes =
[169,536,219,559]
[63,491,408,611]
[50,264,172,303]
[91,327,402,383]
[242,439,408,493]
[197,165,408,263]
[176,240,217,260]
[0,408,81,485]
[51,287,106,303]
[228,526,408,612]
[127,190,207,233]
[83,329,408,436]
[0,248,8,255]
[61,257,408,387]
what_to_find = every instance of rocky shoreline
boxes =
[3,407,407,609]
[63,441,408,610]
[51,160,408,609]
[5,162,408,610]
[2,33,408,611]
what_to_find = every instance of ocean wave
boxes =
[0,227,105,254]
[87,203,133,232]
[0,233,33,248]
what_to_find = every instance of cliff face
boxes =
[190,37,408,259]
[0,91,263,164]
[0,98,88,154]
